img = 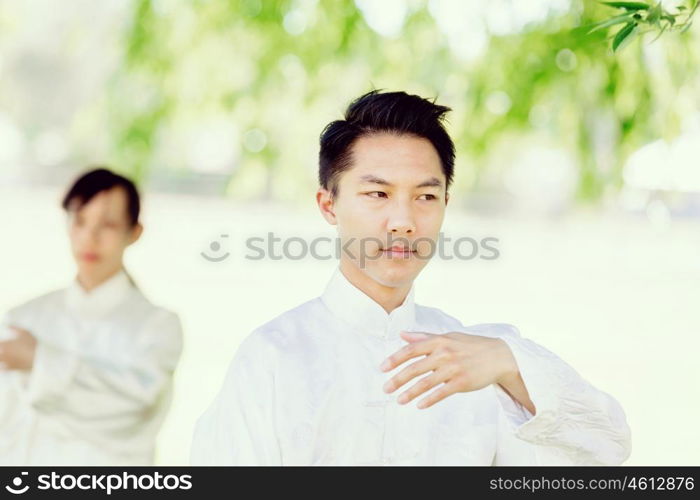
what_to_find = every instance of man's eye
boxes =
[366,191,388,198]
[418,194,437,201]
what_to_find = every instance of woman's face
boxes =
[66,186,141,281]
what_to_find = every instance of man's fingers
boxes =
[417,381,459,409]
[396,368,452,405]
[380,334,442,372]
[383,356,439,393]
[400,331,433,342]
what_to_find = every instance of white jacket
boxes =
[191,266,631,465]
[0,270,183,465]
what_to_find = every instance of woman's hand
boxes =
[0,326,37,371]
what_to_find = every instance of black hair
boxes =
[61,167,141,227]
[318,89,455,196]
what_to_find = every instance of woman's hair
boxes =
[61,167,141,227]
[62,167,142,289]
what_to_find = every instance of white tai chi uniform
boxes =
[0,270,183,465]
[191,267,631,465]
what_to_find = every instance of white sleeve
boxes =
[490,325,632,465]
[190,332,282,465]
[23,310,183,422]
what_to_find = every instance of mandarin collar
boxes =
[65,269,133,319]
[320,266,416,338]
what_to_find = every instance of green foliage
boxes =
[106,0,699,204]
[613,21,638,51]
[591,0,698,52]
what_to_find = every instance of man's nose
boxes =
[387,202,416,235]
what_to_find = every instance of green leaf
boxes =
[661,14,676,24]
[601,1,650,10]
[612,21,637,50]
[647,2,662,24]
[586,12,634,33]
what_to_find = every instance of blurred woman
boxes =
[0,168,183,465]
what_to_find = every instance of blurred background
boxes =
[0,0,698,465]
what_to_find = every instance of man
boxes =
[190,90,631,465]
[0,168,183,465]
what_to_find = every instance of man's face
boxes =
[320,133,448,289]
[66,187,141,279]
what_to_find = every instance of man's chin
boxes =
[365,261,423,289]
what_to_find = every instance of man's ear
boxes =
[316,187,337,225]
[445,191,450,206]
[128,223,143,245]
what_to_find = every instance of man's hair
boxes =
[61,167,141,227]
[318,89,455,196]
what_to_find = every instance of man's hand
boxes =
[0,326,37,371]
[380,331,528,411]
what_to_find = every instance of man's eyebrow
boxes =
[415,177,443,189]
[358,175,444,189]
[359,175,393,186]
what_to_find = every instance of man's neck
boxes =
[339,260,412,314]
[76,266,122,293]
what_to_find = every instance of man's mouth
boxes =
[381,246,417,256]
